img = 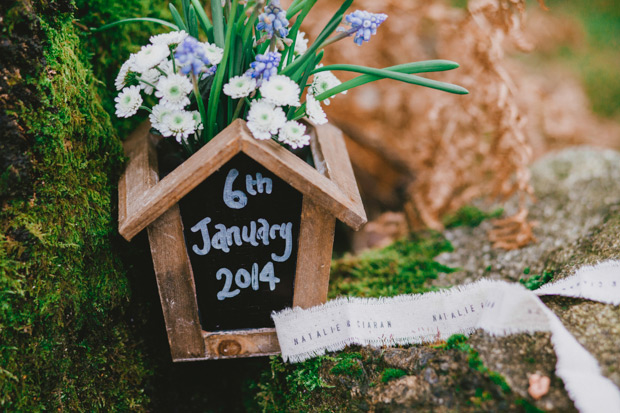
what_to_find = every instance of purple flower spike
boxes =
[256,0,289,39]
[343,10,388,46]
[174,36,213,76]
[245,52,281,85]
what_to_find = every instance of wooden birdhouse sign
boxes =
[118,119,367,361]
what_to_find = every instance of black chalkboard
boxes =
[180,153,302,331]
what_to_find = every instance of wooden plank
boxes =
[172,328,280,361]
[312,122,367,226]
[148,205,206,361]
[240,123,367,230]
[118,122,153,233]
[119,121,243,241]
[292,197,336,309]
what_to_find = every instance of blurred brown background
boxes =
[294,0,620,249]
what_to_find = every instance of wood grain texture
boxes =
[292,197,336,309]
[312,122,367,226]
[148,205,206,361]
[119,121,244,240]
[239,123,367,230]
[196,328,280,360]
[118,122,155,229]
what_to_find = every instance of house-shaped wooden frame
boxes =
[118,119,366,361]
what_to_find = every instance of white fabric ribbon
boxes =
[272,260,620,413]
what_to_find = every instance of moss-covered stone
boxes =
[0,0,168,409]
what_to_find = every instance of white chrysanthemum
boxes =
[223,75,257,99]
[150,30,188,46]
[311,69,346,105]
[115,86,143,118]
[158,60,177,76]
[191,110,204,131]
[294,31,309,55]
[202,42,224,65]
[155,74,192,109]
[246,99,286,140]
[161,109,197,142]
[259,75,301,107]
[149,102,176,134]
[305,93,328,125]
[115,57,135,90]
[278,121,310,149]
[131,44,170,73]
[139,67,162,95]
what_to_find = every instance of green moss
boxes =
[444,334,512,395]
[381,368,406,383]
[330,352,364,379]
[520,270,554,290]
[0,0,169,409]
[443,205,504,229]
[330,231,456,298]
[253,356,333,412]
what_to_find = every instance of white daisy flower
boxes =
[202,42,224,65]
[305,93,328,125]
[115,86,143,118]
[158,60,177,76]
[115,57,135,90]
[162,109,197,142]
[311,69,346,105]
[294,31,309,55]
[155,74,193,109]
[139,67,162,95]
[150,30,188,46]
[223,75,257,99]
[149,102,176,134]
[278,121,310,149]
[131,44,170,74]
[191,110,204,131]
[259,75,301,107]
[246,99,286,140]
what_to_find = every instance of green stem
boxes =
[232,98,245,121]
[140,105,153,114]
[136,77,157,89]
[192,74,208,142]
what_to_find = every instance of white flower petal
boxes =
[278,120,310,149]
[131,44,170,74]
[115,85,143,118]
[223,75,257,99]
[259,75,301,107]
[246,99,286,140]
[150,30,188,46]
[305,93,328,125]
[154,74,193,109]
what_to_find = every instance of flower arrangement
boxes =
[102,0,467,155]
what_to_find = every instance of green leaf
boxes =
[314,62,469,97]
[211,0,226,47]
[182,0,191,26]
[282,0,350,76]
[90,17,179,32]
[286,0,306,19]
[207,0,239,139]
[169,4,188,32]
[188,4,199,38]
[191,0,213,38]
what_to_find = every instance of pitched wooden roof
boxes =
[119,119,367,241]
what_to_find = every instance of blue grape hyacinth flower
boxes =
[245,52,281,85]
[174,36,213,76]
[343,10,388,46]
[256,0,289,39]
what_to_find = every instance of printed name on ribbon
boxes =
[272,260,620,413]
